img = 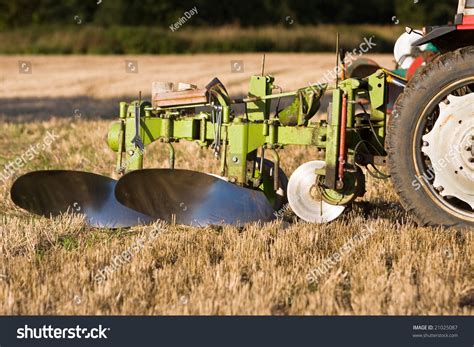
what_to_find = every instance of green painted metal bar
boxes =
[325,88,342,189]
[367,70,388,153]
[109,71,389,189]
[246,75,274,121]
[226,122,249,184]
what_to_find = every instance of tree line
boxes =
[0,0,459,30]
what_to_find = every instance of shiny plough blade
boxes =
[114,169,276,226]
[10,170,153,228]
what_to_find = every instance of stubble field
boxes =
[0,54,472,315]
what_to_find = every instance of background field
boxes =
[0,54,472,315]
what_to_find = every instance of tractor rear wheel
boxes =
[387,46,474,230]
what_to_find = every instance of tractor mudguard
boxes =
[413,27,474,53]
[414,4,474,53]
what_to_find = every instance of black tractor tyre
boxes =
[387,46,474,230]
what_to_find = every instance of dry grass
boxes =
[0,55,472,315]
[0,118,472,316]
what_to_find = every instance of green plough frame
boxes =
[107,70,390,204]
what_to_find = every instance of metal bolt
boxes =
[436,186,444,192]
[128,150,134,156]
[422,141,429,147]
[232,156,239,163]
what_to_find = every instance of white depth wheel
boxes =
[287,160,345,223]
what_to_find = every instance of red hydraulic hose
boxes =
[338,93,348,182]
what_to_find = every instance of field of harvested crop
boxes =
[0,54,472,315]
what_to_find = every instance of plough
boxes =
[11,1,474,230]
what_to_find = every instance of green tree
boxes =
[395,0,458,26]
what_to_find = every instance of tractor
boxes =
[387,0,474,229]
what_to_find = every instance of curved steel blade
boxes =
[11,170,153,228]
[288,160,345,223]
[115,169,276,226]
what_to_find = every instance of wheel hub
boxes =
[421,94,474,209]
